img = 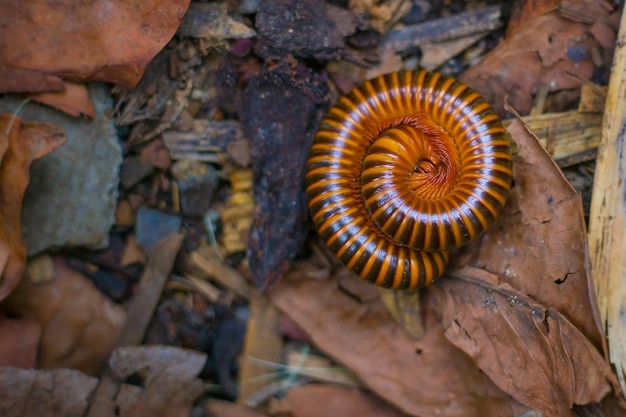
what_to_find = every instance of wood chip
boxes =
[118,233,184,347]
[171,273,221,303]
[188,246,251,299]
[502,110,602,167]
[25,253,56,284]
[378,288,424,339]
[219,168,254,255]
[420,32,488,71]
[162,119,244,163]
[382,6,502,53]
[238,290,283,406]
[579,83,607,113]
[588,6,626,396]
[284,347,363,388]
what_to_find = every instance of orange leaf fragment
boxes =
[0,0,191,92]
[30,82,95,118]
[0,115,66,301]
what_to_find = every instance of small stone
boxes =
[140,138,172,170]
[402,0,431,25]
[226,139,251,167]
[135,207,182,254]
[0,83,122,255]
[120,156,153,189]
[238,0,259,14]
[176,164,219,218]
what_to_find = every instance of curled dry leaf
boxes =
[0,0,191,93]
[460,8,616,115]
[506,0,561,36]
[456,120,604,348]
[0,368,98,417]
[110,345,206,383]
[435,268,614,417]
[108,345,206,417]
[269,273,523,417]
[0,115,66,301]
[2,257,126,376]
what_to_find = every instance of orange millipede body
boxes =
[306,71,513,289]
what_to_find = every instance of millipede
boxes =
[306,70,513,289]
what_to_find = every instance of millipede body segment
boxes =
[306,71,513,289]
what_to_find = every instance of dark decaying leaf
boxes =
[254,0,364,62]
[241,58,329,291]
[0,115,66,301]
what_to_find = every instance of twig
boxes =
[587,4,626,398]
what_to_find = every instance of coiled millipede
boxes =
[306,70,513,289]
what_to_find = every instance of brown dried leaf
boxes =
[206,399,269,417]
[559,0,618,25]
[590,21,617,48]
[460,10,614,115]
[2,257,126,375]
[0,0,191,92]
[456,119,604,348]
[0,115,66,301]
[506,0,561,36]
[269,272,523,417]
[434,269,614,417]
[0,367,98,417]
[0,66,65,94]
[0,317,41,368]
[108,345,206,417]
[283,384,408,417]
